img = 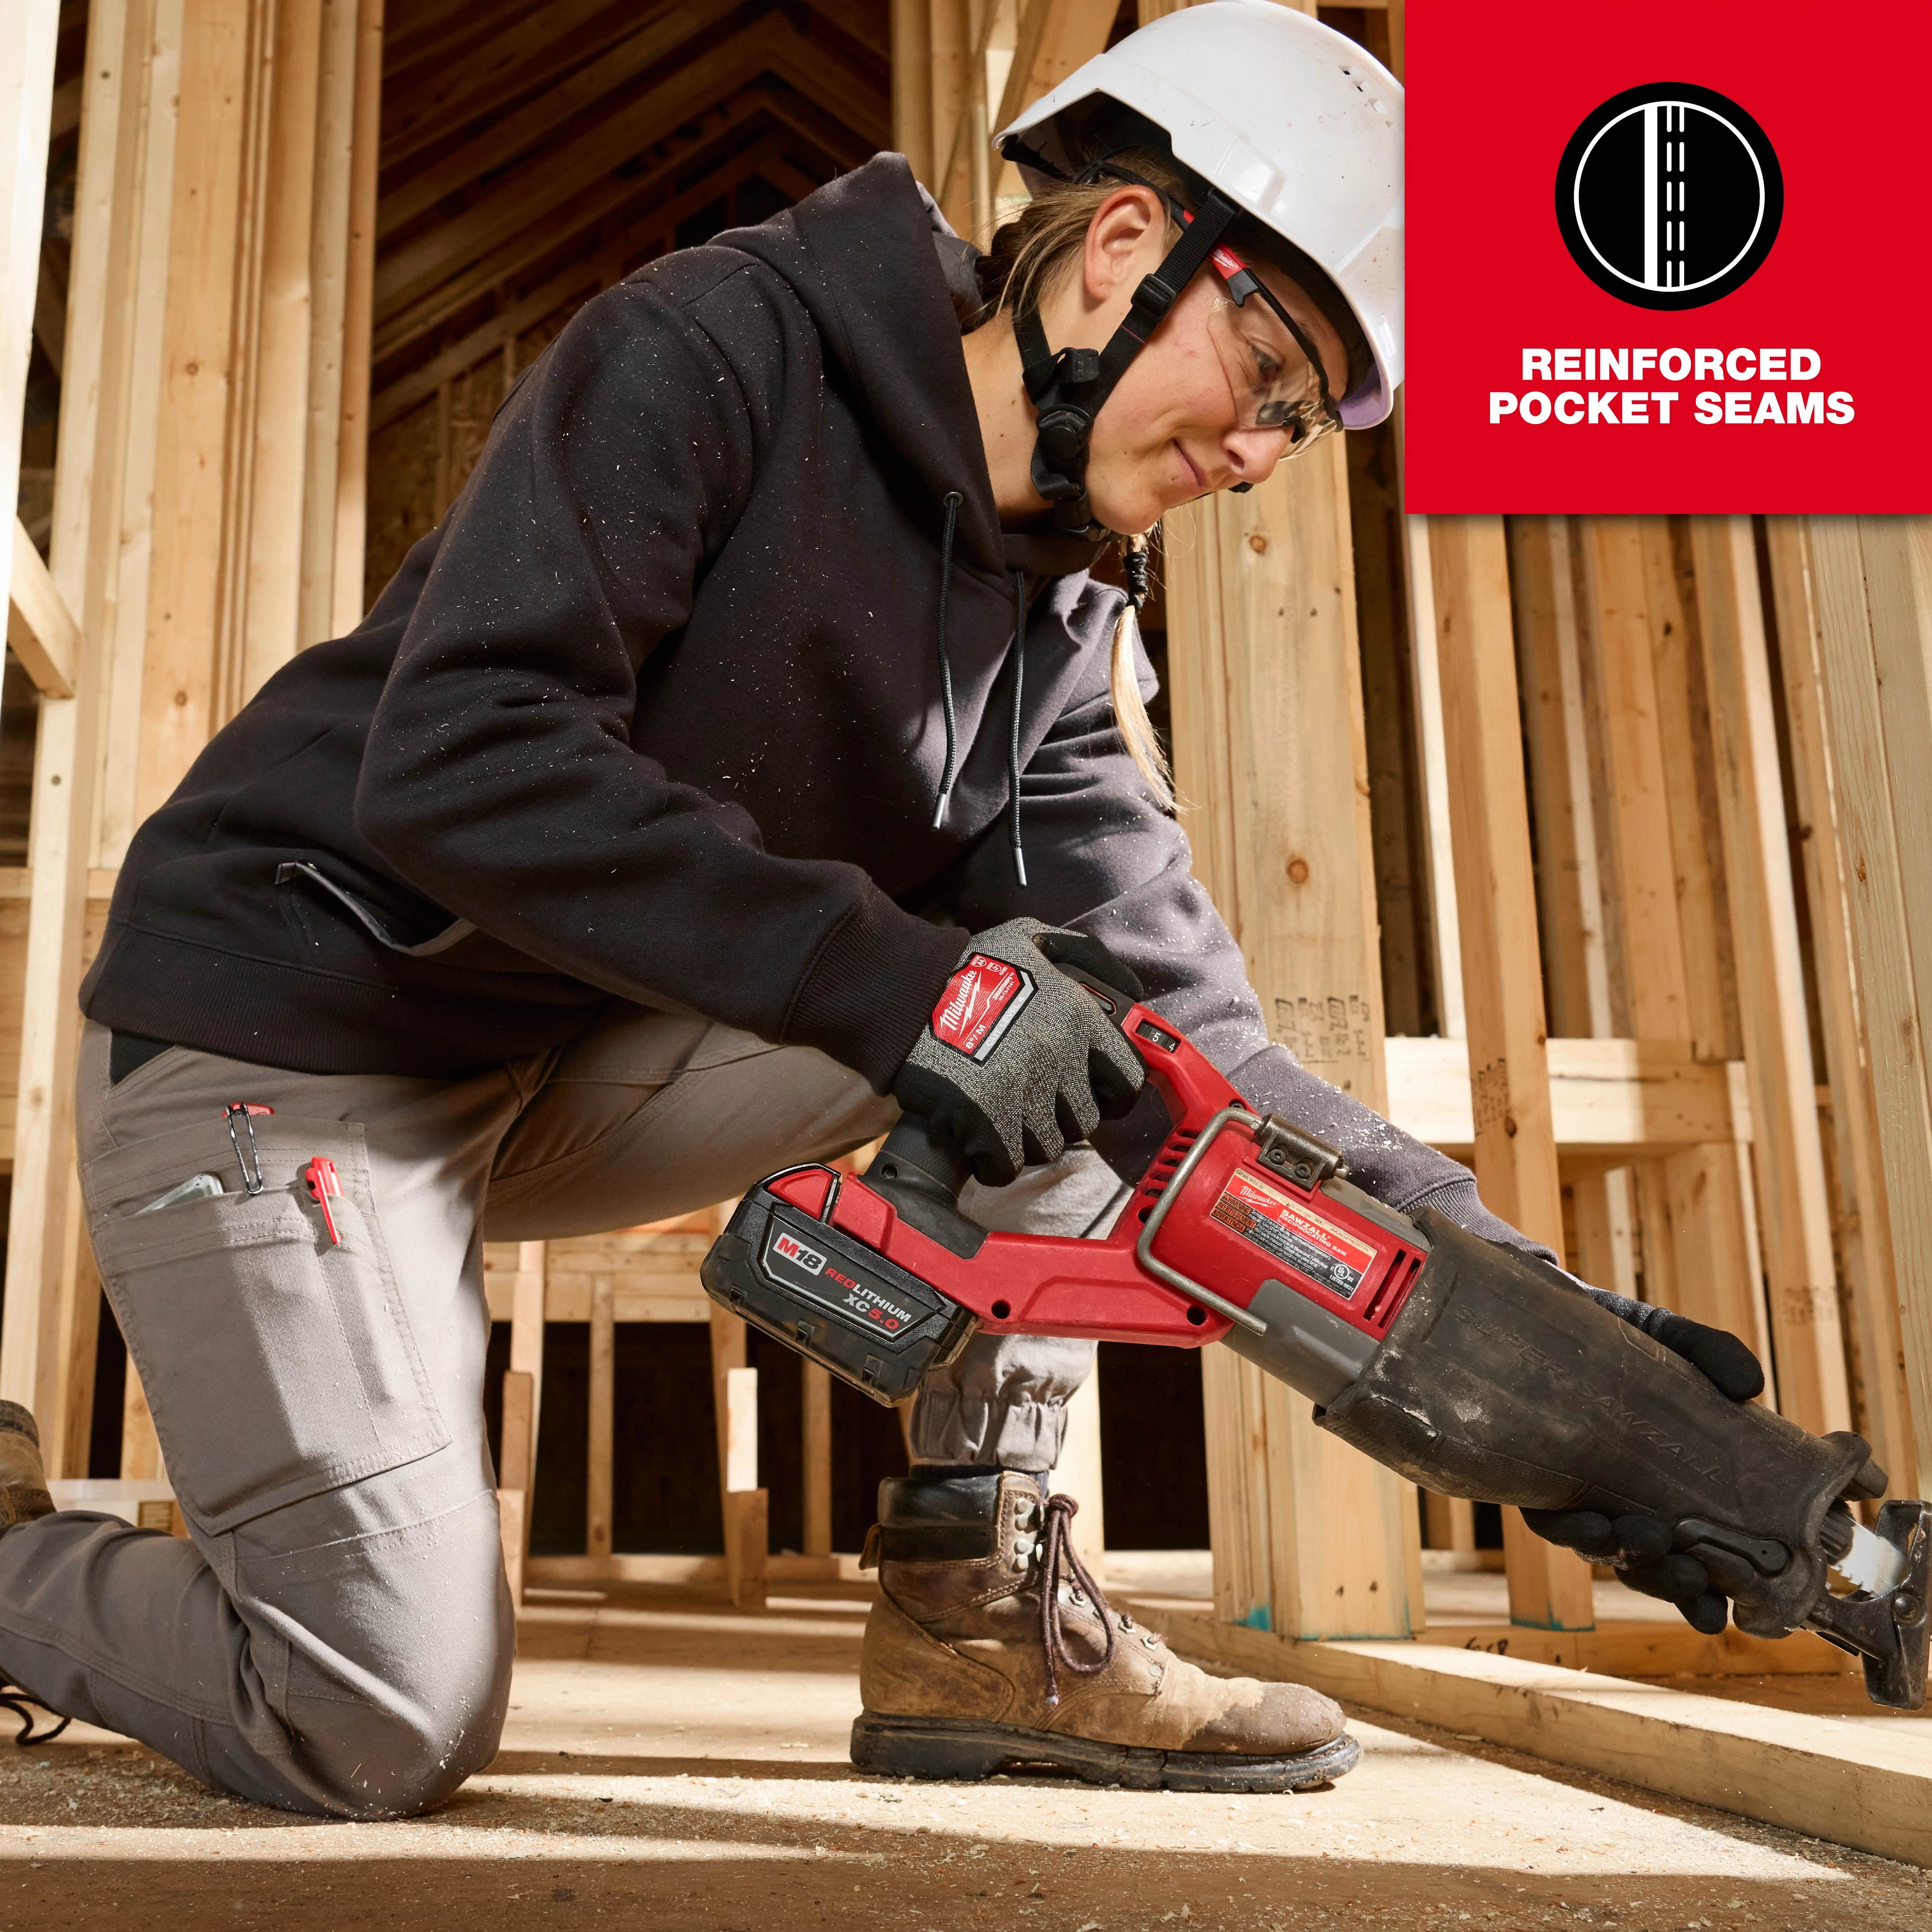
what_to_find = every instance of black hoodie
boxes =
[80,156,1519,1244]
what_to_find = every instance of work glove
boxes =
[891,918,1146,1188]
[1523,1293,1765,1635]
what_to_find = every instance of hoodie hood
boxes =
[714,155,1103,585]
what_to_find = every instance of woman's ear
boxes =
[1081,187,1166,309]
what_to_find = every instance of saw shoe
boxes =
[852,1471,1358,1791]
[0,1402,54,1533]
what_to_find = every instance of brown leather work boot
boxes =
[0,1402,54,1532]
[852,1471,1357,1791]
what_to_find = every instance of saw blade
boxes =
[1833,1520,1910,1595]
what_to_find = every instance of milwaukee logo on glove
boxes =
[931,955,1035,1062]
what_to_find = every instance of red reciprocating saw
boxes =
[702,964,1930,1709]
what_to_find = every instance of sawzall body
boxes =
[702,957,1929,1710]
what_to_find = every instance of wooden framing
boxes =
[1427,513,1593,1632]
[1133,1604,1931,1869]
[1805,515,1932,1499]
[1,0,1925,1873]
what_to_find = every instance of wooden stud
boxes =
[1509,516,1638,1304]
[497,1239,546,1603]
[94,0,185,874]
[1763,517,1917,1492]
[1422,1492,1476,1557]
[1688,517,1850,1436]
[7,519,78,696]
[801,1360,833,1559]
[120,1356,162,1480]
[1402,511,1464,1037]
[241,0,326,703]
[1166,436,1421,1641]
[586,1274,614,1561]
[1052,1368,1108,1575]
[0,0,132,1435]
[994,0,1118,136]
[1567,516,1767,1359]
[1805,516,1932,1498]
[329,0,380,636]
[890,0,935,184]
[0,5,60,639]
[1427,513,1592,1633]
[497,1371,534,1604]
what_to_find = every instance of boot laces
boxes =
[1036,1494,1118,1708]
[0,1686,70,1747]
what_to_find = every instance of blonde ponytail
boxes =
[1109,534,1173,810]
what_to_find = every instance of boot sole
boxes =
[850,1713,1360,1792]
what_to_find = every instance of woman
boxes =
[0,4,1754,1814]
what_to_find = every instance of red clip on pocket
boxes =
[304,1156,342,1245]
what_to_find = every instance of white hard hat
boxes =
[998,0,1403,427]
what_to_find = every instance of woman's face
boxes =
[1045,189,1353,536]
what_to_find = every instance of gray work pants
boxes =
[0,1013,1112,1817]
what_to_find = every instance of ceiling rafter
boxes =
[384,0,535,85]
[382,0,684,170]
[381,3,732,237]
[373,90,779,356]
[371,133,812,432]
[374,17,885,318]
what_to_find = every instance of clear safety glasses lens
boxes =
[1205,291,1340,454]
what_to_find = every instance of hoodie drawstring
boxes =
[931,490,963,830]
[930,496,1026,888]
[1009,568,1028,888]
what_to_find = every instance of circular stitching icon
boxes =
[1555,83,1782,310]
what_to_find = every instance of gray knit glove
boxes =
[891,919,1146,1187]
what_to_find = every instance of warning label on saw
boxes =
[1210,1170,1377,1301]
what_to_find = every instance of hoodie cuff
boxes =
[783,895,966,1094]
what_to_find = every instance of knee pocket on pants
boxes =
[86,1116,450,1534]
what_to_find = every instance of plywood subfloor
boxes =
[0,1580,1924,1928]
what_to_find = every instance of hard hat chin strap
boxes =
[1012,190,1237,537]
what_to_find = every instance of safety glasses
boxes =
[1204,243,1343,452]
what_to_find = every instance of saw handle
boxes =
[874,965,1236,1225]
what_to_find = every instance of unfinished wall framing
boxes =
[3,0,1931,1856]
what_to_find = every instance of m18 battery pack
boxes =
[701,1177,979,1404]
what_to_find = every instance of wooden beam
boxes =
[330,0,381,636]
[1384,1036,1744,1157]
[373,18,883,318]
[0,0,118,1440]
[1427,513,1593,1633]
[1167,436,1421,1642]
[1133,1605,1929,1868]
[1402,511,1464,1036]
[889,0,934,182]
[586,1274,614,1561]
[370,90,767,353]
[381,0,673,172]
[802,1360,832,1558]
[1763,516,1918,1496]
[1806,515,1932,1498]
[380,0,526,81]
[1052,1367,1107,1575]
[994,0,1118,135]
[370,132,800,430]
[1689,516,1851,1437]
[0,1,60,686]
[377,4,727,241]
[499,1239,547,1604]
[7,519,77,696]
